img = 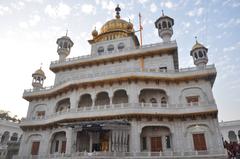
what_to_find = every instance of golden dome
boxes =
[100,18,133,34]
[32,68,46,79]
[88,5,137,44]
[192,41,205,50]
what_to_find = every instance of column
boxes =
[89,132,93,152]
[39,131,50,155]
[128,84,140,103]
[129,120,141,153]
[112,130,116,151]
[70,90,78,109]
[66,128,73,154]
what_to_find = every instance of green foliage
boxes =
[0,110,21,123]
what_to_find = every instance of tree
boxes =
[0,110,21,123]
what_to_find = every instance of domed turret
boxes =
[155,10,174,42]
[56,32,74,61]
[190,38,208,67]
[32,67,46,89]
[92,27,98,38]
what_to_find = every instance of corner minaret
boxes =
[190,38,208,67]
[56,32,74,61]
[32,67,46,89]
[155,10,174,42]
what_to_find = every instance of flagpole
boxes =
[139,13,143,47]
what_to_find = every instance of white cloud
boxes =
[222,0,240,8]
[138,0,149,4]
[217,18,240,29]
[101,0,115,12]
[186,7,204,17]
[223,42,240,52]
[19,15,41,29]
[81,4,96,15]
[0,5,12,16]
[150,3,157,13]
[10,1,25,10]
[29,15,41,26]
[161,1,175,9]
[44,3,71,19]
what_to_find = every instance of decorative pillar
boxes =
[66,128,73,154]
[130,120,141,153]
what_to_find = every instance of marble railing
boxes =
[50,41,177,65]
[20,102,217,126]
[23,64,216,94]
[13,149,227,159]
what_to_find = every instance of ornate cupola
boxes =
[56,32,74,61]
[32,67,46,89]
[155,10,174,42]
[190,38,208,67]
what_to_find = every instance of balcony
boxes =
[20,102,217,127]
[50,41,177,67]
[13,149,227,159]
[23,65,216,98]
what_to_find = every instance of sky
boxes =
[0,0,239,122]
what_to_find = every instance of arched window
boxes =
[10,133,18,141]
[158,23,162,29]
[194,52,198,59]
[56,98,70,112]
[161,97,167,107]
[98,46,104,55]
[107,44,114,52]
[150,98,157,103]
[228,131,237,143]
[162,21,167,29]
[168,21,171,28]
[203,51,206,57]
[118,43,125,50]
[199,51,203,58]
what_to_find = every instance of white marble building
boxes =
[220,120,240,143]
[15,6,227,159]
[0,119,22,159]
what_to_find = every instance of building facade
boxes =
[16,6,226,158]
[0,119,22,159]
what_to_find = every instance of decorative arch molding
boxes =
[55,98,71,112]
[184,123,214,137]
[139,123,173,134]
[31,104,47,118]
[139,88,168,104]
[179,87,209,104]
[25,134,42,144]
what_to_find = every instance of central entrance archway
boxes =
[141,126,171,152]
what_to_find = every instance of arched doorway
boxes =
[139,89,168,106]
[95,92,110,106]
[112,89,128,104]
[141,126,171,152]
[78,94,92,108]
[50,131,67,154]
[56,98,70,112]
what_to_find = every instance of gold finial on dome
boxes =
[92,27,98,37]
[115,4,121,19]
